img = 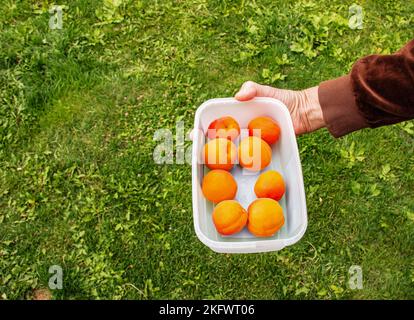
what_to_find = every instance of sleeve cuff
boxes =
[318,75,369,138]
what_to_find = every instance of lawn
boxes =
[0,0,413,300]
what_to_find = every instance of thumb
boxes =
[234,81,275,101]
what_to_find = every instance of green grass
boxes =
[0,0,413,299]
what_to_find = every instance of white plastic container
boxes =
[191,97,307,253]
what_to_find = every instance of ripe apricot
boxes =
[247,198,284,237]
[207,116,240,141]
[248,116,280,145]
[212,200,248,236]
[238,136,272,171]
[254,170,285,201]
[202,170,237,203]
[204,138,237,171]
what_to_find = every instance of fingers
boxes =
[235,81,258,101]
[234,81,275,101]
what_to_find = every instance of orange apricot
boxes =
[207,116,240,141]
[212,200,248,236]
[248,116,281,145]
[203,138,237,171]
[238,136,272,171]
[202,170,237,203]
[247,198,284,237]
[254,170,285,201]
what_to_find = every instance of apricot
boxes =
[238,136,272,171]
[247,198,284,237]
[254,170,285,201]
[202,170,237,203]
[212,200,248,236]
[207,116,240,141]
[204,138,237,171]
[248,116,281,145]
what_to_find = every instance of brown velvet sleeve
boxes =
[319,38,414,137]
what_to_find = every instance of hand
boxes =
[235,81,326,135]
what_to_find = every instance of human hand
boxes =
[235,81,326,135]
